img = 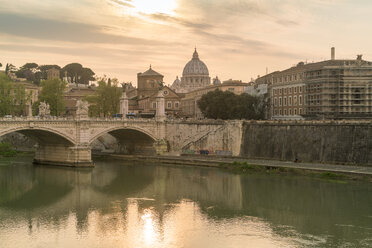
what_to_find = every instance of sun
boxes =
[131,0,177,15]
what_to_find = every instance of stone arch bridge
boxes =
[0,117,243,167]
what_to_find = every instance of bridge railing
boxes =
[0,116,161,122]
[0,116,230,125]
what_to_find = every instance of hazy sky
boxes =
[1,0,372,86]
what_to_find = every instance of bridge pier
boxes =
[154,139,169,155]
[34,144,93,167]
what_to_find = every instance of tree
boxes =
[36,79,66,116]
[15,62,39,79]
[62,63,83,84]
[0,72,28,116]
[38,65,61,71]
[5,64,16,75]
[80,67,95,84]
[197,90,265,120]
[0,63,2,68]
[62,63,95,85]
[22,63,38,70]
[85,77,122,117]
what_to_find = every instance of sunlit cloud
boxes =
[0,0,371,84]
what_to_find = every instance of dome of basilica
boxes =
[182,49,209,76]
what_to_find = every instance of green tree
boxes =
[36,79,66,116]
[85,77,122,117]
[80,67,95,84]
[197,90,265,120]
[5,64,16,75]
[22,62,38,70]
[0,72,28,116]
[62,63,95,85]
[62,63,83,84]
[15,62,38,79]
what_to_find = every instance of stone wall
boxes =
[165,120,243,156]
[240,121,372,166]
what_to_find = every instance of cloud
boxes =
[108,0,134,8]
[276,19,299,26]
[141,13,213,29]
[0,12,166,45]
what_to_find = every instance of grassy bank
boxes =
[219,161,371,182]
[100,154,372,182]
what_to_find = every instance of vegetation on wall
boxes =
[0,142,17,157]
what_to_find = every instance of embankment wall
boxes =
[240,121,372,166]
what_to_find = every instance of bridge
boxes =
[0,116,242,167]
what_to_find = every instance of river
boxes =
[0,156,371,248]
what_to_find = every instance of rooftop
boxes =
[138,65,163,77]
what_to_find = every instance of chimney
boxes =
[331,47,335,60]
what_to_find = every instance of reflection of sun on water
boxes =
[141,209,157,246]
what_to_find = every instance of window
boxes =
[294,108,297,115]
[175,102,179,108]
[279,89,282,94]
[294,96,297,105]
[152,102,157,108]
[284,97,287,106]
[279,97,282,106]
[228,88,235,92]
[279,109,282,115]
[167,101,172,109]
[299,95,302,105]
[284,88,287,94]
[274,97,278,107]
[289,96,292,106]
[289,109,292,115]
[289,88,292,94]
[294,87,297,93]
[284,109,287,115]
[299,108,303,114]
[299,87,302,93]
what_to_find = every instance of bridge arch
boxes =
[0,126,76,146]
[89,126,158,155]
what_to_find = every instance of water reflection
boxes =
[0,157,371,248]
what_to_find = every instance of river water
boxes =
[0,156,371,248]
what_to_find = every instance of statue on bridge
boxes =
[76,100,89,119]
[38,101,51,118]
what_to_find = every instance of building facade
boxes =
[137,66,164,99]
[258,48,372,120]
[47,68,60,80]
[138,86,181,117]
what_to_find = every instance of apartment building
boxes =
[257,48,372,119]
